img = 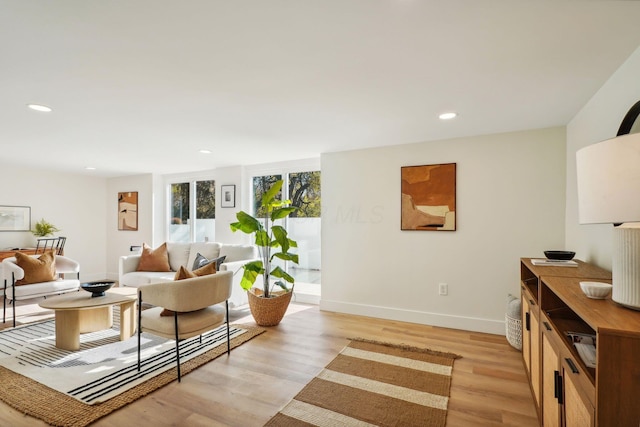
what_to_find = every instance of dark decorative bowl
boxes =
[81,281,115,297]
[544,250,576,261]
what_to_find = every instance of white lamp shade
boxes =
[576,132,640,224]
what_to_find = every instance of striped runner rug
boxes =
[0,316,264,427]
[266,339,460,427]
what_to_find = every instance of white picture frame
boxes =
[0,206,31,232]
[221,185,236,208]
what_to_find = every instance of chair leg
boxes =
[12,274,16,328]
[2,279,6,324]
[226,300,230,354]
[137,290,142,373]
[174,312,181,382]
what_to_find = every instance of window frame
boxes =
[164,172,216,243]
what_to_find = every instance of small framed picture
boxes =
[221,185,236,208]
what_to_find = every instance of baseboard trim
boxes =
[292,292,320,305]
[319,299,506,335]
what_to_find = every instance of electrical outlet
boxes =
[439,283,448,296]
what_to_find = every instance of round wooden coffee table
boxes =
[39,287,137,351]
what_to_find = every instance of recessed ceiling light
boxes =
[438,112,457,120]
[85,167,96,170]
[199,149,212,154]
[27,104,52,112]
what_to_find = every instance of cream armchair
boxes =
[137,270,233,382]
[2,254,80,327]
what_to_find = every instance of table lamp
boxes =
[576,100,640,310]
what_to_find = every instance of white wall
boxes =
[566,46,640,270]
[0,163,107,282]
[320,127,566,334]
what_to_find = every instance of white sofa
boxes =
[118,242,258,308]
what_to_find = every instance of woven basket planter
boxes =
[248,287,293,326]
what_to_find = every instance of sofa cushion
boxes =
[219,244,257,262]
[15,251,57,285]
[186,242,221,271]
[192,253,226,271]
[166,242,192,272]
[121,271,176,287]
[137,243,171,272]
[3,279,79,299]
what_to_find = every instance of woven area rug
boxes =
[0,318,264,427]
[266,339,461,427]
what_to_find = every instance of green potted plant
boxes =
[32,218,60,237]
[230,180,298,326]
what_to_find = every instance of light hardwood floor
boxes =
[0,302,538,426]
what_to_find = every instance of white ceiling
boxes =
[2,1,640,178]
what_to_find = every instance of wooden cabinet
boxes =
[521,257,640,426]
[520,259,603,416]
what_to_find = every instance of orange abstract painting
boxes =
[401,163,456,231]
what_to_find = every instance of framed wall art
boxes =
[0,205,31,232]
[401,163,456,231]
[118,191,138,231]
[221,185,236,208]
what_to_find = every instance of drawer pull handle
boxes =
[565,358,579,374]
[529,299,535,306]
[543,321,552,331]
[554,371,564,404]
[525,312,530,331]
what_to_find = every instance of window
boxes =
[253,175,282,217]
[251,171,321,285]
[169,179,215,243]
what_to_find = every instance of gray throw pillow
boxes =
[192,252,226,271]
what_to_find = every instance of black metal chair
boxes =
[35,236,66,255]
[136,270,233,382]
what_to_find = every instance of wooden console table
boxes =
[0,249,38,262]
[520,257,640,426]
[0,246,64,262]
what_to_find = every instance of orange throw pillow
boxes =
[15,251,57,285]
[161,263,217,316]
[172,263,217,280]
[137,243,171,272]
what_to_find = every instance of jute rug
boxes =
[0,318,264,427]
[266,339,461,427]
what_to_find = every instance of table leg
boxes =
[119,300,136,340]
[79,306,112,333]
[55,310,80,351]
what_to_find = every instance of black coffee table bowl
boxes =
[81,281,116,297]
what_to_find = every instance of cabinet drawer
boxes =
[561,353,595,407]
